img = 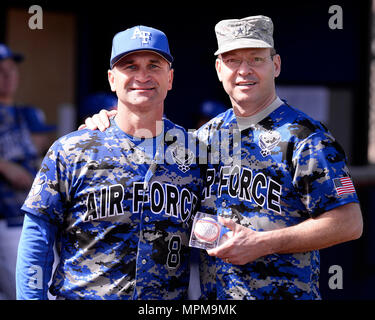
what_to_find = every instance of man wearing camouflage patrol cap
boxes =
[198,15,363,299]
[214,15,274,54]
[16,25,205,300]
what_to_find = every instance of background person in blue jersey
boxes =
[78,92,117,127]
[83,15,363,300]
[193,100,228,129]
[16,26,204,300]
[22,106,56,163]
[0,44,40,300]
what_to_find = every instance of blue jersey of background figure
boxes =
[198,101,359,300]
[22,118,204,300]
[0,104,38,226]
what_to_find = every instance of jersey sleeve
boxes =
[16,213,57,300]
[292,131,358,217]
[21,140,69,225]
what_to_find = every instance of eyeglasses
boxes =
[221,54,275,69]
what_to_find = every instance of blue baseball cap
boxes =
[199,100,227,118]
[23,107,56,133]
[0,44,24,63]
[79,92,117,120]
[110,25,173,69]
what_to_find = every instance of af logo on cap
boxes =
[131,27,152,44]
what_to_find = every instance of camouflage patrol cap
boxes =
[214,15,274,55]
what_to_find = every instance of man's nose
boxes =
[237,60,254,76]
[135,68,152,82]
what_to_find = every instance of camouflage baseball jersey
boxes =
[22,118,204,300]
[0,104,39,226]
[197,99,359,300]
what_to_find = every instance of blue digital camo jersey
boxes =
[22,118,204,300]
[197,101,359,300]
[0,104,38,226]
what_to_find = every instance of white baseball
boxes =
[194,218,220,242]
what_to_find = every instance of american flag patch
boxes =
[333,177,356,196]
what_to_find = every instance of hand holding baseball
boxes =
[207,216,270,265]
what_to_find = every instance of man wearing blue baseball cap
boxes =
[17,26,205,300]
[0,44,40,300]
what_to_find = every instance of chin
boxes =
[233,95,258,106]
[131,100,163,113]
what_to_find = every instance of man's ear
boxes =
[215,58,223,82]
[108,69,116,92]
[167,68,174,91]
[273,54,281,78]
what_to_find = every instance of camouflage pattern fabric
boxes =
[198,101,359,300]
[0,105,39,226]
[22,118,204,300]
[214,15,274,55]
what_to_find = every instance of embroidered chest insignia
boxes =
[170,146,195,173]
[259,130,281,157]
[29,173,47,198]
